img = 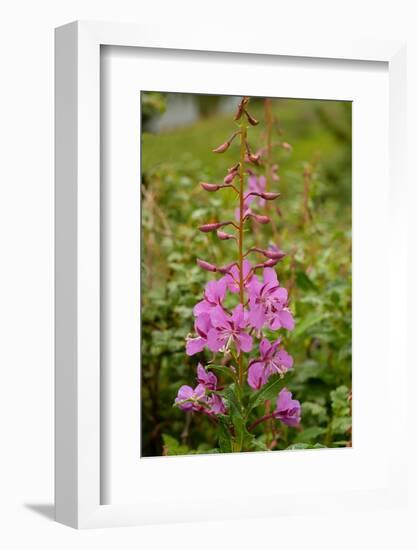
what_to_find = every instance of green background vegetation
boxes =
[141,93,352,456]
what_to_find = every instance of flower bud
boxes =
[246,213,270,224]
[217,231,235,241]
[223,171,237,184]
[213,131,239,154]
[250,246,286,260]
[200,182,220,192]
[263,258,279,267]
[264,248,286,260]
[227,163,240,173]
[217,262,237,274]
[281,142,292,151]
[244,110,259,126]
[212,140,231,153]
[234,96,249,121]
[261,192,280,200]
[197,259,217,272]
[198,221,231,232]
[248,153,261,164]
[246,191,280,201]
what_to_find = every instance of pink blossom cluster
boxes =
[185,262,295,391]
[175,364,226,416]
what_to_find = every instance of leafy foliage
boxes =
[141,94,352,456]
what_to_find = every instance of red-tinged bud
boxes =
[217,262,237,274]
[217,231,236,241]
[200,182,220,192]
[264,248,286,260]
[246,191,280,201]
[253,259,278,270]
[281,142,292,151]
[244,109,259,126]
[246,213,270,224]
[223,171,238,184]
[197,259,217,272]
[234,97,250,121]
[227,163,240,173]
[263,258,279,267]
[248,153,261,165]
[199,221,232,233]
[213,140,231,154]
[250,246,286,260]
[213,131,239,154]
[261,192,280,200]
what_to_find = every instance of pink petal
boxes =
[186,337,206,356]
[248,305,265,330]
[193,300,211,316]
[263,267,278,286]
[231,304,245,327]
[259,338,272,357]
[207,328,224,352]
[195,312,212,336]
[237,331,253,353]
[279,309,295,331]
[210,305,229,329]
[247,362,267,389]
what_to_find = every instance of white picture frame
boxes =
[55,20,407,529]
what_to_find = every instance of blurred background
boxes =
[141,92,352,457]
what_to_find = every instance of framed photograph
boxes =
[55,21,407,528]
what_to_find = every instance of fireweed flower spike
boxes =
[173,96,301,452]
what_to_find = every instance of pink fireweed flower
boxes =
[247,338,293,389]
[225,259,257,294]
[196,363,217,390]
[193,278,227,317]
[186,312,212,356]
[273,388,301,427]
[206,304,253,354]
[247,268,295,331]
[207,393,226,415]
[174,383,206,412]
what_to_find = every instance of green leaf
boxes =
[286,443,310,450]
[331,416,351,434]
[247,374,286,413]
[162,434,190,456]
[295,270,318,291]
[330,385,350,417]
[292,313,328,339]
[294,426,326,443]
[217,416,232,453]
